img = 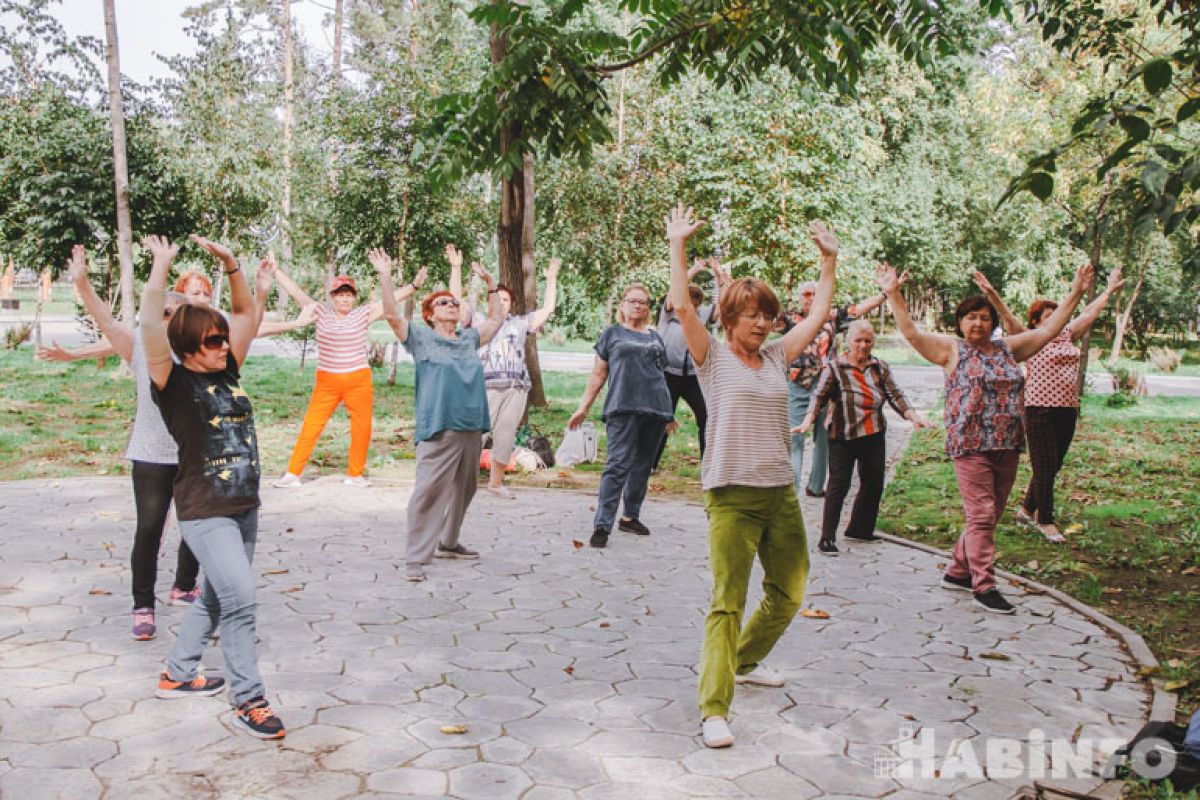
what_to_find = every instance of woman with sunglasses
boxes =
[368,250,504,583]
[271,257,428,488]
[664,203,838,749]
[140,233,284,739]
[568,282,673,549]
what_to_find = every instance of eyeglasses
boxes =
[201,333,229,350]
[623,298,650,307]
[740,311,776,323]
[433,297,461,308]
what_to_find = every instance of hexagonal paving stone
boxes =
[447,762,532,800]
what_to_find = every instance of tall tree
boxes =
[102,0,135,323]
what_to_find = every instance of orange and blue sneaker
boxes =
[234,697,286,739]
[155,671,226,699]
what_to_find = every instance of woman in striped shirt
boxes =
[271,259,427,488]
[664,203,838,750]
[794,319,928,556]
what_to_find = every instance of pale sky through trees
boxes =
[1,0,335,87]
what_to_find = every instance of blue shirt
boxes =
[404,324,489,442]
[594,325,672,421]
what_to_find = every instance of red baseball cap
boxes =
[330,275,357,294]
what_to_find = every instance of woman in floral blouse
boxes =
[875,263,1092,614]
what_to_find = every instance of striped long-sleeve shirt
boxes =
[809,356,912,441]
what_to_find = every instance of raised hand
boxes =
[296,303,318,325]
[972,270,996,295]
[809,221,839,258]
[664,203,705,241]
[67,245,88,284]
[189,234,234,263]
[444,243,463,270]
[547,257,561,280]
[37,341,73,362]
[368,247,393,279]
[874,263,902,294]
[471,261,496,288]
[143,235,179,264]
[1105,266,1126,294]
[710,257,732,288]
[1071,263,1095,294]
[254,257,275,296]
[411,265,429,288]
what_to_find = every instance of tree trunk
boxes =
[1109,272,1145,362]
[280,0,295,274]
[103,0,135,325]
[492,18,546,407]
[325,0,344,286]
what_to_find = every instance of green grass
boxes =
[878,395,1200,726]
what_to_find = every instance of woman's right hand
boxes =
[37,341,73,362]
[567,409,587,430]
[972,270,996,296]
[664,203,705,242]
[67,245,88,285]
[368,247,393,278]
[790,418,814,435]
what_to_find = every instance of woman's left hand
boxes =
[809,221,839,258]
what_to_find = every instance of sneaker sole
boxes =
[433,551,479,559]
[735,677,785,687]
[169,598,196,607]
[974,602,1017,615]
[941,582,972,593]
[232,713,286,739]
[156,684,225,699]
[617,525,650,535]
[702,734,734,748]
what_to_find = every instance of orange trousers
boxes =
[286,368,374,477]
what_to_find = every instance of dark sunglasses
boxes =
[201,333,230,350]
[433,297,461,308]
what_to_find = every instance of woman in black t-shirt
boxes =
[140,234,285,740]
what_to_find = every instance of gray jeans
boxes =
[594,413,667,531]
[407,429,482,567]
[167,510,264,706]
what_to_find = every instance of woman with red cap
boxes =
[272,259,427,487]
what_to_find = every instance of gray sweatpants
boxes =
[406,429,482,567]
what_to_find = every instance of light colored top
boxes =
[403,324,489,442]
[125,333,180,465]
[944,339,1025,458]
[315,303,371,373]
[695,334,794,490]
[474,311,535,390]
[1023,324,1080,408]
[657,302,714,376]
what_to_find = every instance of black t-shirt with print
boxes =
[151,353,260,521]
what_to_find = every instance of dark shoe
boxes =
[941,573,973,593]
[618,517,650,536]
[818,538,839,556]
[973,589,1016,615]
[156,671,226,699]
[589,527,609,548]
[804,488,825,498]
[435,543,479,559]
[845,533,880,542]
[234,697,286,739]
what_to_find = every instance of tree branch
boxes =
[590,19,716,74]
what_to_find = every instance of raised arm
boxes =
[140,236,179,389]
[876,263,958,369]
[271,260,318,308]
[366,262,427,324]
[567,356,609,430]
[1069,267,1125,341]
[530,257,560,331]
[368,248,410,342]
[972,271,1025,334]
[780,221,838,364]
[472,262,504,345]
[191,235,255,365]
[37,339,118,362]
[665,203,711,366]
[256,302,317,337]
[1005,264,1093,362]
[253,256,274,330]
[67,245,134,362]
[445,243,475,327]
[709,256,730,326]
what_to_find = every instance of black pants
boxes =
[652,372,708,470]
[1021,406,1078,525]
[821,432,886,541]
[131,461,199,609]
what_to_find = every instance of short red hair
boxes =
[1027,299,1058,328]
[719,277,781,336]
[421,290,456,325]
[173,270,212,296]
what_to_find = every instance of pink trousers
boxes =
[948,449,1020,594]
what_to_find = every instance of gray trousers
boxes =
[406,429,482,567]
[486,386,528,463]
[168,510,265,706]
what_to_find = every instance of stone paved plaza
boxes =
[0,473,1149,799]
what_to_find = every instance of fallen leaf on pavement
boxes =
[572,540,584,549]
[598,622,610,628]
[979,651,1011,661]
[800,609,830,619]
[439,724,469,735]
[263,568,289,575]
[88,588,111,596]
[281,586,303,593]
[563,665,575,675]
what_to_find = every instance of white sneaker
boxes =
[273,472,302,488]
[343,475,371,487]
[701,716,734,748]
[735,665,785,687]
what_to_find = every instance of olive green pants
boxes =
[699,484,810,718]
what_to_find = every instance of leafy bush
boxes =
[2,322,32,349]
[1106,361,1147,395]
[1148,346,1182,373]
[366,340,388,368]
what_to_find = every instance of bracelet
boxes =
[224,267,240,276]
[487,288,499,295]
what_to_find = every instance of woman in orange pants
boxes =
[272,258,427,487]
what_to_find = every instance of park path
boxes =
[0,425,1150,799]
